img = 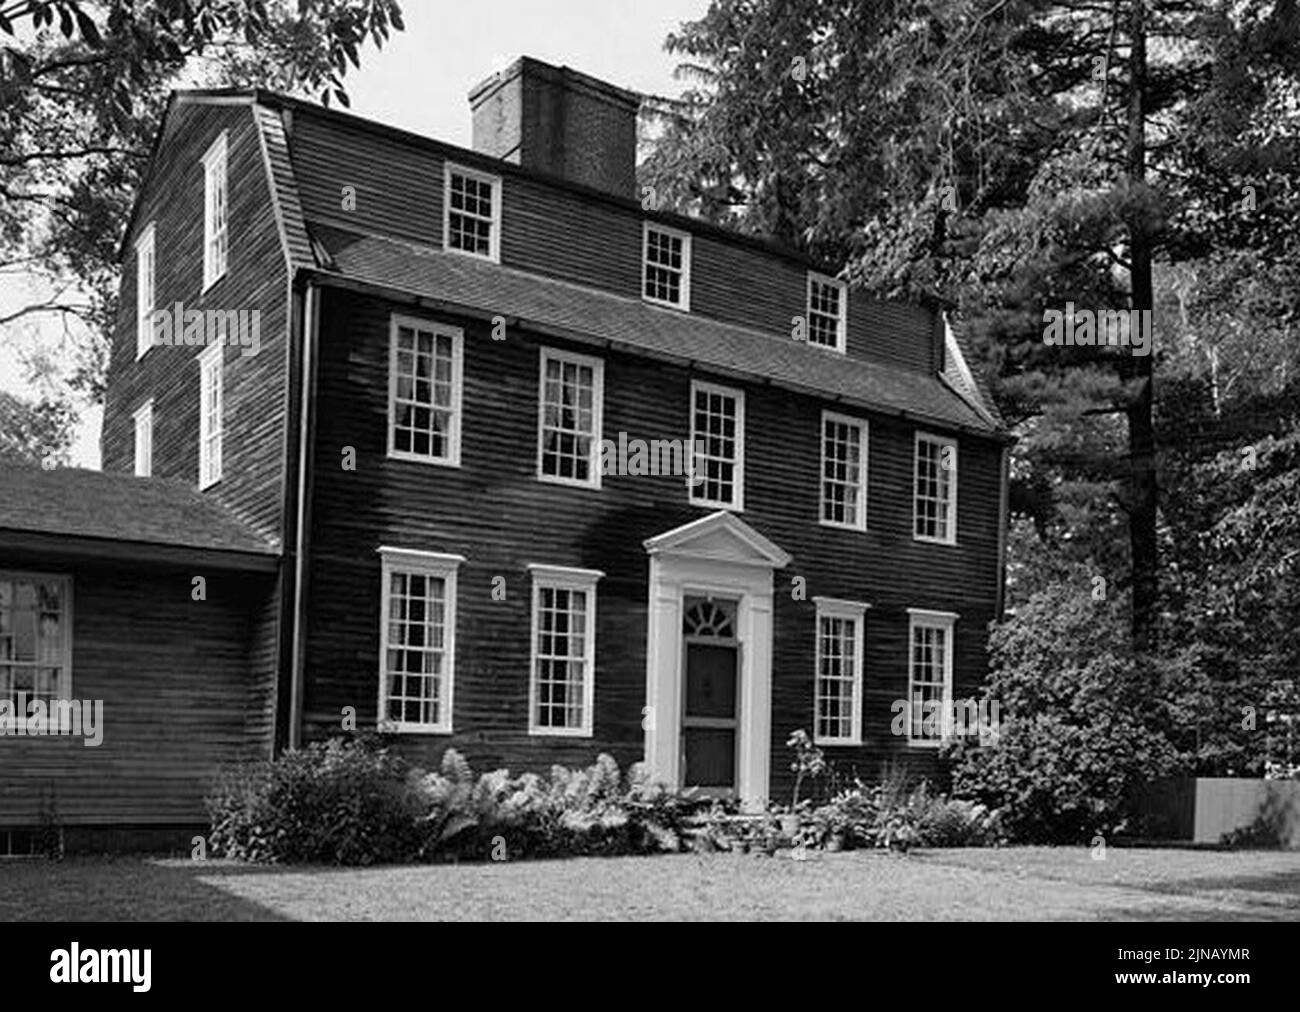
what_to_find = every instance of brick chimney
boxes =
[469,57,641,200]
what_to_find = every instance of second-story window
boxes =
[643,222,691,310]
[444,163,501,262]
[388,315,463,467]
[133,400,153,478]
[821,411,868,530]
[914,432,957,544]
[538,348,603,488]
[807,273,847,351]
[135,223,156,360]
[202,132,228,290]
[690,380,744,510]
[198,344,223,489]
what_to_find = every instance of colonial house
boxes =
[0,57,1007,851]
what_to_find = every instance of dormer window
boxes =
[444,163,501,262]
[643,222,691,310]
[807,273,847,352]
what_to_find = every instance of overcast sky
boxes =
[1,0,707,468]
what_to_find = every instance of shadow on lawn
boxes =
[1101,866,1300,921]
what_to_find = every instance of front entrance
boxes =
[681,598,739,793]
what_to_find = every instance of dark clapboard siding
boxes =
[101,100,291,545]
[301,286,1001,788]
[0,561,277,826]
[285,103,934,374]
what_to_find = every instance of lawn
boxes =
[5,847,1298,921]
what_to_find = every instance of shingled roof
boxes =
[0,465,278,563]
[308,223,1002,437]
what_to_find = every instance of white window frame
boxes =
[913,431,958,545]
[689,380,745,511]
[201,131,228,290]
[197,343,222,489]
[133,399,154,478]
[443,162,502,263]
[387,314,464,468]
[806,272,848,353]
[135,223,156,360]
[528,564,603,737]
[813,597,868,746]
[820,410,868,531]
[642,221,692,311]
[0,571,73,706]
[906,608,958,748]
[376,547,463,734]
[537,347,604,490]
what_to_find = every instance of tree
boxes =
[0,389,75,464]
[0,0,405,399]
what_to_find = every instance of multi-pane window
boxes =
[689,381,744,509]
[444,164,500,261]
[820,412,868,530]
[0,574,70,710]
[538,348,603,487]
[814,599,867,745]
[914,432,957,543]
[202,132,228,289]
[133,400,153,478]
[135,223,156,359]
[807,273,847,351]
[378,548,461,733]
[643,223,691,309]
[388,316,463,465]
[198,344,222,489]
[908,610,956,745]
[529,565,602,736]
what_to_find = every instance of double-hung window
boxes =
[907,609,957,746]
[135,223,156,359]
[133,400,154,478]
[538,348,603,488]
[198,344,222,489]
[444,163,501,262]
[807,273,847,351]
[689,381,744,510]
[0,573,71,710]
[820,411,867,530]
[529,565,602,736]
[202,132,228,289]
[642,222,691,310]
[377,548,462,733]
[813,598,867,745]
[914,432,957,543]
[388,316,463,466]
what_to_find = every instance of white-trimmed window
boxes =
[377,548,462,733]
[198,344,222,489]
[444,163,501,262]
[388,315,463,466]
[807,273,847,351]
[907,609,957,746]
[133,399,154,478]
[538,347,603,488]
[642,222,691,310]
[813,598,867,745]
[820,411,868,530]
[914,432,957,544]
[689,380,744,510]
[135,223,156,359]
[202,132,228,290]
[0,573,71,709]
[528,564,602,736]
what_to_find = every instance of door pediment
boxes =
[643,511,791,568]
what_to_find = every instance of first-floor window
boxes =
[133,400,154,478]
[0,573,71,709]
[529,565,602,736]
[378,548,463,733]
[814,598,867,745]
[908,609,957,745]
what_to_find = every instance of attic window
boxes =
[202,132,228,290]
[444,163,501,262]
[807,273,847,352]
[643,223,691,310]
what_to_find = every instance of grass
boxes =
[4,847,1298,921]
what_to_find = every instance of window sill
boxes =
[377,722,453,735]
[913,534,958,547]
[388,449,461,468]
[528,726,593,739]
[819,518,867,533]
[537,473,602,491]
